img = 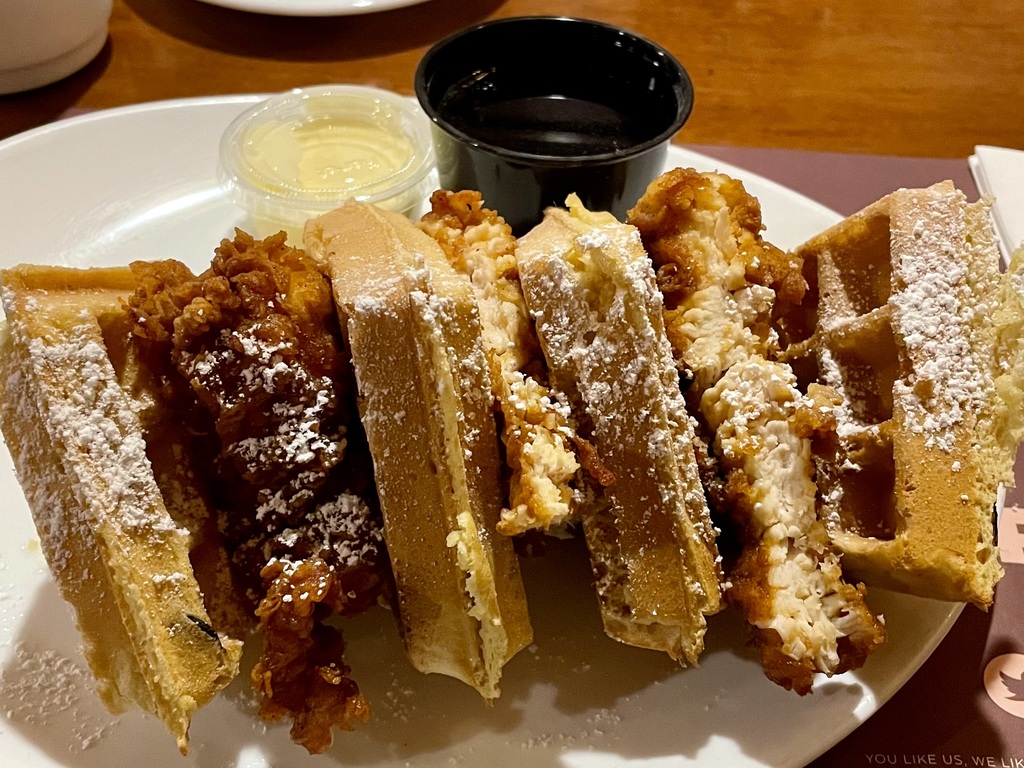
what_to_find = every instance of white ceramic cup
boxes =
[0,0,113,95]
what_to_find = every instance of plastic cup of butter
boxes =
[220,84,435,242]
[415,16,694,235]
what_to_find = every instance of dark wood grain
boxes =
[1,0,1022,156]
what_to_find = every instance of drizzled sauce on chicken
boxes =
[127,229,389,752]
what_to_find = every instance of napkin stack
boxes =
[969,145,1024,264]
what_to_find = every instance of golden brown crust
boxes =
[795,183,1020,608]
[252,557,371,754]
[630,169,886,693]
[517,196,722,664]
[125,232,388,752]
[420,190,582,536]
[0,265,242,753]
[305,201,532,700]
[628,167,804,309]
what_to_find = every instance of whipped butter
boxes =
[241,104,415,196]
[221,85,434,241]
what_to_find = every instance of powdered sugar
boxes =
[301,493,384,570]
[0,643,116,751]
[26,330,184,540]
[891,194,990,451]
[517,203,721,656]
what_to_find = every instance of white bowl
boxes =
[0,0,112,95]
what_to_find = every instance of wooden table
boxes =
[1,0,1022,155]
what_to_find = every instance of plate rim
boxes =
[191,0,431,17]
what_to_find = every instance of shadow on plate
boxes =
[122,0,507,63]
[0,532,959,768]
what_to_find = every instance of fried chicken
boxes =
[420,190,583,536]
[127,229,388,751]
[629,168,885,693]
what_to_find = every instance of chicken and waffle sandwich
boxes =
[1,167,1019,753]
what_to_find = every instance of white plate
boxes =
[193,0,430,17]
[0,96,962,768]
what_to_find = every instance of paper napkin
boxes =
[969,145,1024,264]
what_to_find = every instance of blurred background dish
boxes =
[0,0,112,95]
[193,0,431,17]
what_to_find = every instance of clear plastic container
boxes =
[220,84,435,241]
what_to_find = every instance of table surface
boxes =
[1,0,1023,155]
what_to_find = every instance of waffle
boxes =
[791,182,1024,609]
[0,265,242,754]
[304,201,533,699]
[629,169,886,693]
[516,195,723,664]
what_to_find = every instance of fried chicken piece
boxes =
[629,169,885,692]
[420,190,582,535]
[629,168,805,307]
[127,230,388,751]
[130,232,350,543]
[628,168,804,391]
[253,557,370,754]
[702,363,885,693]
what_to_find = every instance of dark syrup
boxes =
[441,90,651,156]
